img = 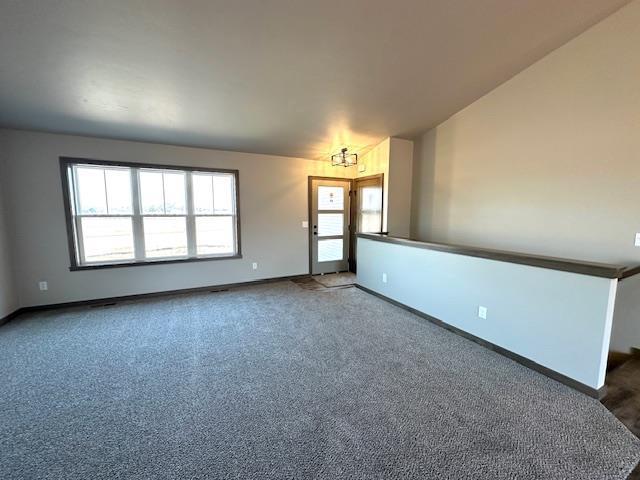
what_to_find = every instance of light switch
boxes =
[635,233,640,247]
[358,164,366,173]
[302,221,309,228]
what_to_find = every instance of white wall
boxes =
[1,129,350,307]
[356,237,617,390]
[0,133,18,317]
[410,0,640,266]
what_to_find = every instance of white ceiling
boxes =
[0,0,630,159]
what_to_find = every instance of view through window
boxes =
[62,159,239,268]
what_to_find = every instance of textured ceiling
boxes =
[0,0,630,159]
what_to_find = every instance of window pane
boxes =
[81,217,134,262]
[143,217,188,258]
[192,174,214,214]
[105,168,132,214]
[163,172,186,214]
[196,216,234,255]
[360,212,381,233]
[76,167,107,215]
[318,186,343,210]
[361,186,382,211]
[213,175,233,214]
[318,239,343,262]
[318,213,343,237]
[140,171,165,214]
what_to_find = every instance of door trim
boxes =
[355,173,385,182]
[308,176,353,275]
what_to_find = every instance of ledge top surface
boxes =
[357,233,630,279]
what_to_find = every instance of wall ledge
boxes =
[357,233,627,279]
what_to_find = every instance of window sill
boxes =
[69,254,242,271]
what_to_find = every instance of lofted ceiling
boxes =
[0,0,630,159]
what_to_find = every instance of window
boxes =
[61,158,240,269]
[358,185,383,233]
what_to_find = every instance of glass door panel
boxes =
[318,213,343,237]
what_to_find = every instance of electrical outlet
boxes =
[478,306,488,320]
[635,233,640,247]
[382,273,387,283]
[302,221,309,228]
[39,281,48,291]
[252,262,258,270]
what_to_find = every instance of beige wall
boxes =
[611,273,640,353]
[0,135,18,317]
[357,138,390,231]
[1,129,349,307]
[387,138,413,237]
[357,137,414,236]
[411,0,640,265]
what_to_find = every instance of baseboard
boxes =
[0,308,24,327]
[1,274,311,323]
[355,284,605,399]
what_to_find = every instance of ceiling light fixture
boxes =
[331,147,357,167]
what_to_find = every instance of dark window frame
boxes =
[59,156,242,271]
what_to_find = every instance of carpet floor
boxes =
[1,281,639,479]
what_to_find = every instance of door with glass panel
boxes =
[310,178,351,274]
[350,174,383,272]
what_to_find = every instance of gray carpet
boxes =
[1,281,639,479]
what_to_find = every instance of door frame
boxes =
[307,174,385,275]
[307,176,353,275]
[349,173,384,273]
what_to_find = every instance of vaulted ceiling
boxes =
[0,0,630,159]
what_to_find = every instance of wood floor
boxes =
[603,351,640,479]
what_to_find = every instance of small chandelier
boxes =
[331,147,357,167]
